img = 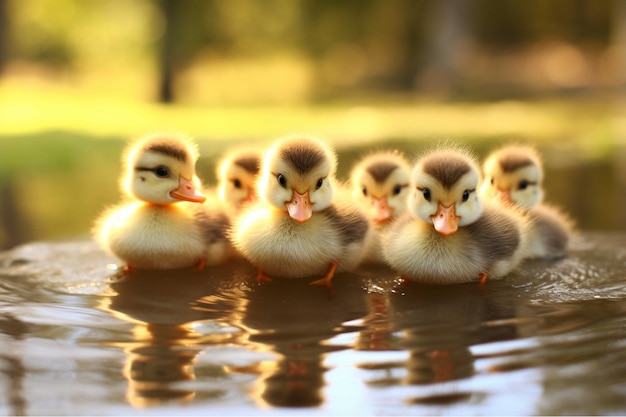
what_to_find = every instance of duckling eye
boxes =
[316,178,323,190]
[419,187,431,201]
[277,173,287,188]
[362,186,368,197]
[233,179,242,189]
[462,190,470,202]
[392,184,402,195]
[490,178,494,185]
[518,180,529,190]
[154,166,169,178]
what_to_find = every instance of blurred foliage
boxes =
[2,0,624,102]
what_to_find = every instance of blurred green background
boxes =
[0,0,625,249]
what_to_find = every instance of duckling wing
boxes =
[528,204,573,257]
[194,208,230,246]
[322,205,370,246]
[467,205,522,261]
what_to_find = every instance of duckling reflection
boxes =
[359,282,517,395]
[355,292,395,351]
[351,266,403,355]
[228,274,368,408]
[400,284,518,391]
[0,313,27,416]
[99,264,250,407]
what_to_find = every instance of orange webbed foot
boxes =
[309,261,338,287]
[192,257,207,272]
[478,272,488,285]
[256,269,272,283]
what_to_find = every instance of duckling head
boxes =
[217,148,261,208]
[122,133,206,205]
[480,145,543,209]
[408,147,482,236]
[258,135,336,223]
[351,151,410,223]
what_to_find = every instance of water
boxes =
[0,233,625,415]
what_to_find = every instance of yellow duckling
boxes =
[383,146,527,284]
[349,150,411,264]
[231,134,371,286]
[216,147,262,212]
[94,133,219,271]
[479,144,574,259]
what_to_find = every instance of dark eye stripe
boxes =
[134,166,170,177]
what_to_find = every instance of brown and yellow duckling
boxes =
[350,151,411,264]
[230,134,371,286]
[383,146,528,284]
[93,133,231,271]
[479,144,574,259]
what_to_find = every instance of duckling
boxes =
[349,151,411,264]
[382,146,527,284]
[230,134,371,286]
[479,144,573,259]
[216,147,262,212]
[93,133,228,270]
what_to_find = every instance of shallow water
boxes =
[0,232,625,416]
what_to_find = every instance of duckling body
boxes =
[195,196,236,266]
[385,203,525,284]
[231,135,370,284]
[235,202,367,278]
[98,202,207,270]
[525,204,571,259]
[480,144,573,259]
[383,147,527,284]
[350,151,410,264]
[94,133,230,270]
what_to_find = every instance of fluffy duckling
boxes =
[479,144,573,259]
[383,146,527,284]
[94,133,228,270]
[231,134,371,286]
[216,147,262,212]
[350,151,411,264]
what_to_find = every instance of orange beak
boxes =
[286,190,313,223]
[431,203,460,236]
[241,186,256,204]
[170,176,206,203]
[496,188,514,206]
[372,196,392,223]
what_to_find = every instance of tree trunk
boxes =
[158,0,177,103]
[0,0,9,75]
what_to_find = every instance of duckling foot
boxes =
[124,264,136,274]
[309,261,338,287]
[399,276,411,287]
[256,269,272,283]
[192,258,206,272]
[478,272,488,285]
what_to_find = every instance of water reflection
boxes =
[354,280,521,406]
[231,274,369,408]
[0,313,27,416]
[1,233,620,414]
[99,262,251,407]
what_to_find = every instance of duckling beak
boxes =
[432,203,460,236]
[170,176,207,203]
[286,190,313,223]
[496,188,514,206]
[372,196,392,223]
[242,186,256,204]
